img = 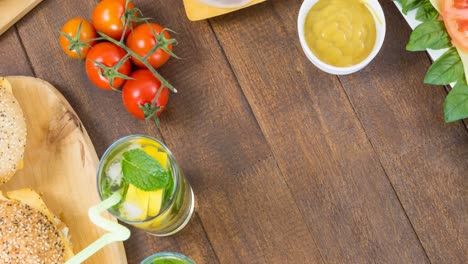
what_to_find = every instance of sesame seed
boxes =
[0,200,66,263]
[0,82,27,183]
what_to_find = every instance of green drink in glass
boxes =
[141,252,195,264]
[97,135,195,236]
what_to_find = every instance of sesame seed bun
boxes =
[0,189,73,263]
[0,78,27,185]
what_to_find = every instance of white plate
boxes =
[393,1,455,87]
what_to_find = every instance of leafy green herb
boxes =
[406,21,451,51]
[101,177,114,199]
[401,0,424,14]
[444,82,468,122]
[415,1,439,21]
[424,48,464,85]
[121,149,169,191]
[120,180,130,203]
[162,170,175,208]
[398,0,468,123]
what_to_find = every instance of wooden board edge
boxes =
[182,0,266,21]
[0,0,43,36]
[6,75,129,263]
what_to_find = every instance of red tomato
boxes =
[122,69,169,121]
[85,42,132,90]
[59,18,96,59]
[92,0,136,40]
[126,23,173,69]
[442,0,468,51]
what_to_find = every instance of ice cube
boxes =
[120,202,145,221]
[107,161,122,185]
[127,144,140,150]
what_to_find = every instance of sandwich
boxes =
[0,78,27,185]
[0,188,74,263]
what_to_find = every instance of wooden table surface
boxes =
[1,0,466,263]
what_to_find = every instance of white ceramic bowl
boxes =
[197,0,253,8]
[297,0,386,75]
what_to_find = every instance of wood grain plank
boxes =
[125,214,219,264]
[0,27,33,76]
[196,156,324,263]
[12,0,324,262]
[337,1,468,263]
[136,1,324,262]
[2,76,127,264]
[210,0,430,262]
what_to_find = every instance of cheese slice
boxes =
[429,0,441,13]
[4,188,74,260]
[457,46,468,84]
[0,77,12,93]
[183,0,265,21]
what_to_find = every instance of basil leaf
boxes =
[416,1,439,21]
[121,149,169,191]
[424,48,464,85]
[406,21,451,51]
[402,0,424,14]
[444,82,468,122]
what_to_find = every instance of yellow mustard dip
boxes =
[304,0,377,67]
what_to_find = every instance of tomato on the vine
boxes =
[92,0,136,40]
[59,18,96,59]
[126,23,174,69]
[122,69,169,123]
[442,0,468,51]
[85,42,132,90]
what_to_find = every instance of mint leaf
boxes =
[424,48,464,85]
[406,21,451,51]
[402,0,424,14]
[121,149,169,191]
[416,1,439,21]
[444,82,468,122]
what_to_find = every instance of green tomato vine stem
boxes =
[98,31,177,93]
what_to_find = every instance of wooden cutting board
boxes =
[183,0,265,21]
[0,0,43,36]
[0,76,127,264]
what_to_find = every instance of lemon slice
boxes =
[143,147,167,217]
[135,149,171,229]
[122,143,170,226]
[143,146,168,168]
[148,189,164,216]
[120,185,149,221]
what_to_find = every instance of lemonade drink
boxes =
[97,135,195,236]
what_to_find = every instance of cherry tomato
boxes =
[442,0,468,51]
[122,69,169,121]
[126,23,173,69]
[85,42,132,90]
[92,0,136,40]
[59,18,96,59]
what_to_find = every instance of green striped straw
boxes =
[66,192,130,264]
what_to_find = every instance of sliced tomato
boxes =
[442,0,468,51]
